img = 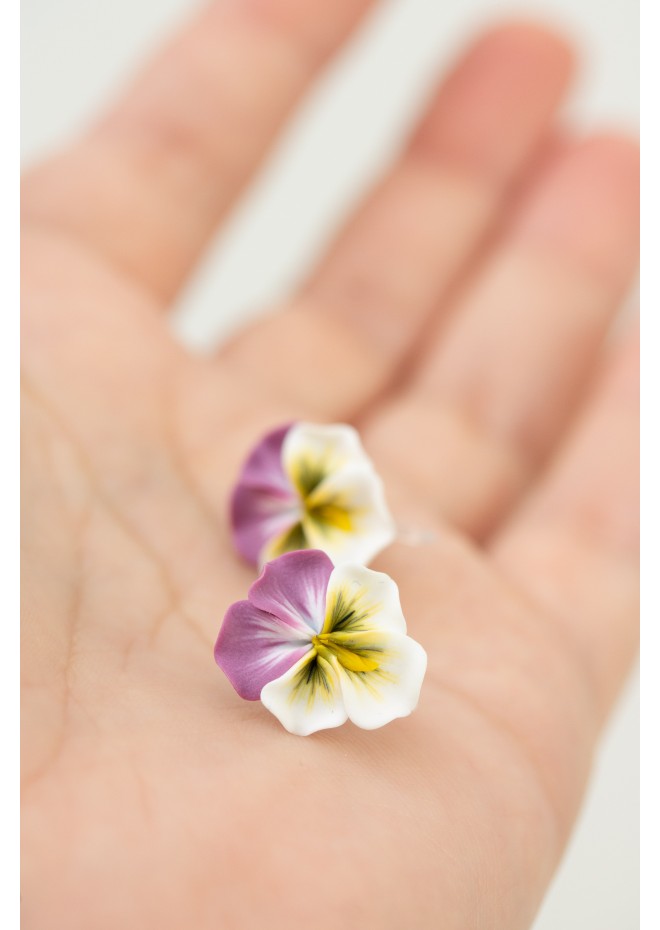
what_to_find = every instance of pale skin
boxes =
[21,3,639,928]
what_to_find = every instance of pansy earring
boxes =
[230,422,396,567]
[215,550,427,735]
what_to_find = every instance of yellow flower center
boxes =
[304,501,353,532]
[312,633,380,673]
[290,454,354,533]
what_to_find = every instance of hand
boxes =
[21,5,639,929]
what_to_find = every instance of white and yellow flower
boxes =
[215,550,427,735]
[230,422,395,567]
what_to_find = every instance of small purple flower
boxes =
[230,422,395,567]
[215,550,427,735]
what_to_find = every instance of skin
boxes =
[21,4,639,928]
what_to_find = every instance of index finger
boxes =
[21,0,375,301]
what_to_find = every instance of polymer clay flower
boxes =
[215,550,427,735]
[230,422,395,567]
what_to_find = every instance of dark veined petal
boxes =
[283,423,395,566]
[282,422,365,498]
[323,563,407,635]
[260,651,348,735]
[335,631,427,730]
[302,464,396,565]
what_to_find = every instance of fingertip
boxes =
[470,19,576,77]
[512,132,640,287]
[565,131,640,195]
[414,19,575,183]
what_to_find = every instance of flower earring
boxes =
[215,550,427,735]
[230,422,396,567]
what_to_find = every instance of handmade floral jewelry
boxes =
[215,550,427,735]
[230,421,395,567]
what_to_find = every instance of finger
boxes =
[490,328,639,719]
[305,22,574,353]
[219,22,574,417]
[21,0,375,300]
[363,134,639,535]
[369,332,637,848]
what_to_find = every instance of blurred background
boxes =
[21,1,639,926]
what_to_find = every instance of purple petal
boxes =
[231,485,300,566]
[215,600,312,701]
[238,423,293,491]
[248,550,333,635]
[230,424,298,565]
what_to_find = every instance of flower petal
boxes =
[259,520,309,564]
[230,424,299,565]
[336,631,427,730]
[260,651,348,735]
[215,600,313,701]
[282,422,367,498]
[231,486,301,566]
[249,550,333,635]
[323,563,407,635]
[302,463,396,565]
[239,423,294,491]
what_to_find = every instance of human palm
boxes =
[21,7,639,929]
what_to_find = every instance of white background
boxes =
[21,1,639,927]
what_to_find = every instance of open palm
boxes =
[21,6,639,929]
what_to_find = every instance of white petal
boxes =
[282,422,367,493]
[323,563,407,635]
[260,652,348,736]
[281,423,395,565]
[337,632,427,730]
[302,465,396,565]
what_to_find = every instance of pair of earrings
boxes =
[215,422,427,736]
